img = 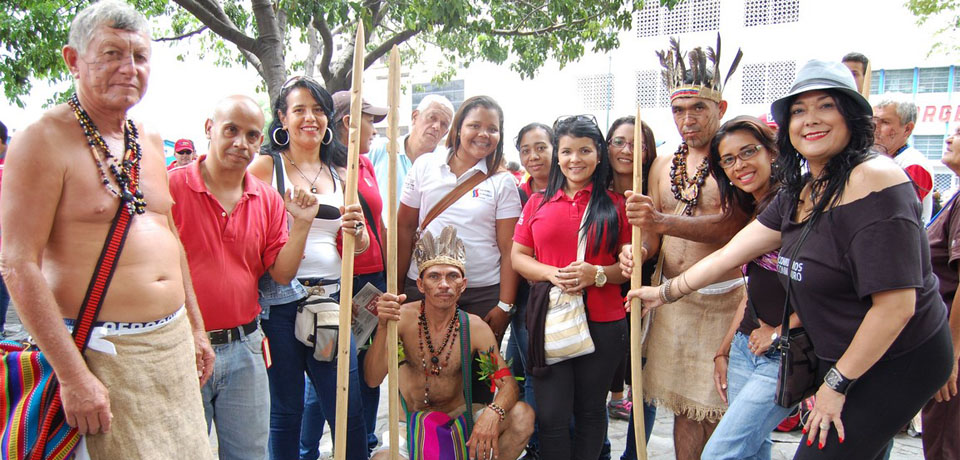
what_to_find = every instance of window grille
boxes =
[915,135,945,161]
[740,61,797,104]
[635,70,670,108]
[883,69,914,94]
[918,67,950,93]
[870,70,881,95]
[412,79,465,111]
[635,0,720,37]
[744,0,800,27]
[934,173,955,193]
[578,74,615,111]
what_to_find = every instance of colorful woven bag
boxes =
[1,204,134,460]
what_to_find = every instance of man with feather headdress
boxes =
[622,35,750,459]
[365,226,534,460]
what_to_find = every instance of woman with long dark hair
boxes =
[248,76,370,460]
[698,116,795,460]
[511,115,630,460]
[627,60,952,458]
[396,95,522,340]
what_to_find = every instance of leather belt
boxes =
[207,319,258,345]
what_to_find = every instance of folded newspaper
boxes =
[351,282,382,345]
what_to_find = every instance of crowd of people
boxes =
[2,2,959,460]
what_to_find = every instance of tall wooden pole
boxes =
[335,22,365,460]
[385,45,402,460]
[630,108,648,460]
[860,62,873,99]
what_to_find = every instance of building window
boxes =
[883,69,914,94]
[934,173,955,193]
[740,60,797,105]
[635,70,670,108]
[870,70,881,95]
[918,67,950,93]
[744,0,800,27]
[635,0,720,37]
[578,74,615,111]
[412,79,465,111]
[915,135,945,161]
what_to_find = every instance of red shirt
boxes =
[514,185,630,322]
[169,159,289,330]
[353,155,384,275]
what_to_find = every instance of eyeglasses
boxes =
[553,114,598,130]
[719,144,763,169]
[609,137,634,151]
[280,75,322,91]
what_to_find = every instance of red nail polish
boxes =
[802,427,807,434]
[839,437,844,444]
[806,438,813,446]
[819,442,824,450]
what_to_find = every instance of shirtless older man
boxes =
[0,2,213,459]
[621,38,749,460]
[365,226,533,460]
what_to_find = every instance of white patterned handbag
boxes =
[543,203,595,365]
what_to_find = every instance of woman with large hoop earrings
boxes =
[249,76,371,460]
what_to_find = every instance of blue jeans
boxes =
[618,392,657,460]
[261,298,368,460]
[701,332,794,460]
[299,272,385,459]
[202,327,271,460]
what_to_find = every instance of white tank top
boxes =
[271,156,343,279]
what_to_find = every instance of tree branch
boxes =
[153,25,208,42]
[312,14,334,82]
[490,14,599,36]
[172,0,257,51]
[363,29,419,68]
[305,22,320,79]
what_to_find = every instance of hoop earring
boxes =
[272,127,289,147]
[322,127,333,145]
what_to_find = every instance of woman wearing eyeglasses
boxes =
[248,76,370,460]
[697,116,795,460]
[511,115,630,460]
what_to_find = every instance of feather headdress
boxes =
[658,33,742,103]
[414,226,466,275]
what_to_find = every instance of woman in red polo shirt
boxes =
[511,115,630,460]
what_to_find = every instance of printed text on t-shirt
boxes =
[777,256,804,282]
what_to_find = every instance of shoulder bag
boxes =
[774,214,820,408]
[1,205,135,460]
[543,203,595,365]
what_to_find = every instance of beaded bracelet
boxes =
[487,403,506,422]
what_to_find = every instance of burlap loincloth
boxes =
[81,313,212,460]
[643,285,744,423]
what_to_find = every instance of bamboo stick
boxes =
[335,22,365,460]
[860,62,872,99]
[385,45,402,460]
[630,108,648,460]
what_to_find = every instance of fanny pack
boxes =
[294,285,341,362]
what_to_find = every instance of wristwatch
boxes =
[824,366,856,394]
[497,300,515,315]
[770,331,780,343]
[594,265,607,287]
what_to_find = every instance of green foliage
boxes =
[906,0,959,56]
[0,0,680,106]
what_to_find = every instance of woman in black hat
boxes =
[625,59,952,458]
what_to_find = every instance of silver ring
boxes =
[819,423,829,429]
[354,221,365,235]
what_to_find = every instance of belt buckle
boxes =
[306,285,327,297]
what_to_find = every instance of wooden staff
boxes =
[335,22,365,460]
[860,62,873,98]
[385,45,402,460]
[630,107,648,460]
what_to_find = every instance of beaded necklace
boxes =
[67,94,146,215]
[669,143,709,215]
[417,301,460,406]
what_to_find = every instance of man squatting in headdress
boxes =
[621,35,751,460]
[365,226,534,460]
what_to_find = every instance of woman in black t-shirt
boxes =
[625,60,952,459]
[698,116,795,460]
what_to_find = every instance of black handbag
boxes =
[774,214,821,408]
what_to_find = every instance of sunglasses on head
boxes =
[553,114,598,130]
[281,75,322,92]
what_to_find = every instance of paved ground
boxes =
[3,308,924,459]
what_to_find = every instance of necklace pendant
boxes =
[310,187,318,193]
[680,184,699,202]
[431,356,439,365]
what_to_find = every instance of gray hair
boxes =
[875,97,918,126]
[415,94,454,115]
[68,0,151,54]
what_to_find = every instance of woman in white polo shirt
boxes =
[396,95,522,342]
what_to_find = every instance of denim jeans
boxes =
[619,400,657,460]
[299,272,385,459]
[701,332,793,460]
[260,298,368,460]
[202,327,271,460]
